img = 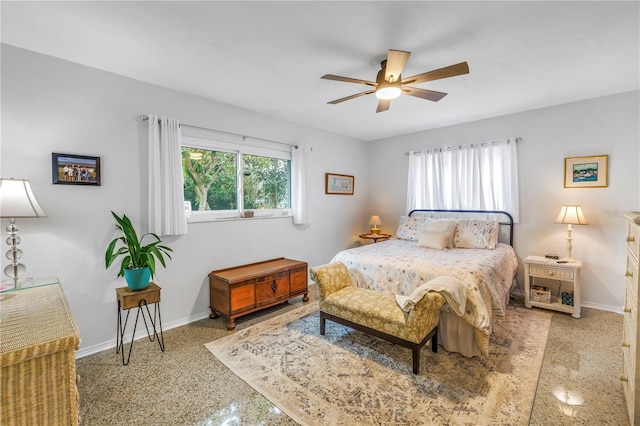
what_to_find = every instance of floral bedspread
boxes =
[331,239,518,317]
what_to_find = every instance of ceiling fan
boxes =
[321,49,469,113]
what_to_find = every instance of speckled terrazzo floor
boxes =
[76,289,629,425]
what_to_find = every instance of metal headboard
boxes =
[408,209,515,246]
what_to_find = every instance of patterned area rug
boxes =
[205,302,551,425]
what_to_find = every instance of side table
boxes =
[359,233,392,243]
[524,255,582,318]
[116,282,165,365]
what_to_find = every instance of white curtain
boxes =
[291,144,309,225]
[406,138,519,222]
[148,115,188,236]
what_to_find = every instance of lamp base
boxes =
[370,227,381,235]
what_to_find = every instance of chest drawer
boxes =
[290,266,308,294]
[628,253,639,300]
[629,221,640,261]
[623,351,635,424]
[624,311,637,381]
[256,272,289,306]
[528,264,575,281]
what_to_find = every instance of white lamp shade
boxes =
[369,215,382,226]
[555,205,588,225]
[0,178,47,218]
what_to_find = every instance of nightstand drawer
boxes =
[528,265,575,281]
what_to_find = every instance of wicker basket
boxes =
[530,286,551,303]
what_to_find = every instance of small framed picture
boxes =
[52,153,101,186]
[564,155,608,188]
[325,173,354,195]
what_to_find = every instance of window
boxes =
[406,138,519,222]
[182,136,291,221]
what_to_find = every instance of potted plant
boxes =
[105,211,173,290]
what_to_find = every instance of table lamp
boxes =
[0,178,47,288]
[555,205,588,262]
[369,215,382,234]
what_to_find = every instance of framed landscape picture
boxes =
[325,173,354,195]
[52,153,101,186]
[564,155,608,188]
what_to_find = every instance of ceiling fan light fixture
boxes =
[375,86,401,100]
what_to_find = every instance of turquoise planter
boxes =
[124,267,151,291]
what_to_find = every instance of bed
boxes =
[331,209,518,357]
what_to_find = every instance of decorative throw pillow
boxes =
[417,230,450,250]
[422,219,457,248]
[453,220,499,249]
[395,216,424,241]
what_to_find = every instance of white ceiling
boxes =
[2,1,638,141]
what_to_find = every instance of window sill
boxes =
[187,212,292,224]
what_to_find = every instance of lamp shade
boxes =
[369,215,382,226]
[555,205,588,225]
[0,178,47,218]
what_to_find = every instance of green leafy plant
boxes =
[105,211,173,278]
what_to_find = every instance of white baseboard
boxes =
[510,289,623,315]
[76,310,211,359]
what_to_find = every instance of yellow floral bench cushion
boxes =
[311,262,445,344]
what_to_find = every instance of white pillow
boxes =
[417,230,450,250]
[453,220,499,249]
[395,216,424,241]
[422,219,457,248]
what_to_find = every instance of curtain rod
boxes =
[139,115,298,149]
[404,137,521,156]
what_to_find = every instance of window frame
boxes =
[182,136,292,223]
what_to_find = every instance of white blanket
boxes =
[396,275,493,354]
[396,275,467,316]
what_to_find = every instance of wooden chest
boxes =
[208,257,309,330]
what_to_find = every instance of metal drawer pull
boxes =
[622,341,631,348]
[621,375,629,382]
[627,236,636,242]
[624,306,632,313]
[547,270,554,276]
[626,271,634,277]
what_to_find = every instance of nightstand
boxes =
[359,233,392,243]
[524,255,582,318]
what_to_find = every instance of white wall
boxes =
[368,91,640,312]
[0,45,369,356]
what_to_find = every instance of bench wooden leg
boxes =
[319,311,326,335]
[431,327,438,353]
[412,345,420,374]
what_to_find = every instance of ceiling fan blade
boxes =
[401,62,469,85]
[403,87,448,102]
[321,74,376,86]
[385,49,410,83]
[376,99,390,113]
[327,90,376,104]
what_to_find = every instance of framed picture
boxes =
[325,173,354,195]
[52,153,101,186]
[564,155,608,188]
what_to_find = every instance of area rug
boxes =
[205,302,551,425]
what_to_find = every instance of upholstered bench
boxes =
[310,262,446,374]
